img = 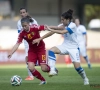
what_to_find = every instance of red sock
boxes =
[31,69,45,81]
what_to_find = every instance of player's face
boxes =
[20,9,28,18]
[21,22,30,32]
[61,17,70,26]
[75,19,80,26]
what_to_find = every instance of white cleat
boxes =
[39,81,47,85]
[84,78,89,85]
[49,70,57,77]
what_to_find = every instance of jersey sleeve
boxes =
[58,23,63,27]
[81,25,87,35]
[66,23,76,34]
[31,24,45,31]
[17,32,23,44]
[17,20,22,33]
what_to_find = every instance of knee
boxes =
[50,48,54,52]
[28,65,35,72]
[41,66,47,72]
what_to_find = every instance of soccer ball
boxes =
[10,75,22,86]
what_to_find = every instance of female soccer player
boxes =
[32,9,89,85]
[17,8,38,80]
[74,18,91,69]
[8,17,50,85]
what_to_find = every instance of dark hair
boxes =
[61,9,73,20]
[19,7,33,23]
[21,17,31,24]
[26,15,33,23]
[20,7,27,12]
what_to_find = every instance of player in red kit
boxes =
[8,17,50,85]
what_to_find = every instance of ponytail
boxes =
[26,15,34,23]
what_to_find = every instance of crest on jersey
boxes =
[27,32,34,39]
[27,34,32,39]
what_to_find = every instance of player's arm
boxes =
[47,26,68,34]
[17,21,22,33]
[8,43,20,59]
[32,31,54,45]
[8,33,23,59]
[49,25,64,30]
[83,33,87,46]
[32,25,64,45]
[82,26,87,46]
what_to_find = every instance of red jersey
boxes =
[17,24,45,51]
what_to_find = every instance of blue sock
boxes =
[75,67,84,74]
[48,50,56,71]
[48,50,56,61]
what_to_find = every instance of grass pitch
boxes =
[0,64,100,90]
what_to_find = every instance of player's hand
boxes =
[32,38,41,46]
[45,25,52,31]
[8,54,12,59]
[44,25,48,30]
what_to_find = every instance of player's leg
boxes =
[48,46,61,76]
[68,48,89,85]
[24,48,34,80]
[80,45,91,69]
[84,55,91,69]
[28,51,46,85]
[38,49,50,73]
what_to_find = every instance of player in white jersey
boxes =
[74,18,91,69]
[32,9,89,85]
[17,8,38,80]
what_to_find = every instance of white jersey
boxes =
[56,22,80,62]
[62,22,79,48]
[76,25,86,44]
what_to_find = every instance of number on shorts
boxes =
[42,55,46,60]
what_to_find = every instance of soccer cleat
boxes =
[84,78,89,85]
[55,68,58,74]
[88,64,92,69]
[39,81,47,85]
[25,76,34,80]
[49,70,58,77]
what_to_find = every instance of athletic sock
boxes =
[26,64,33,77]
[75,67,87,79]
[30,69,45,81]
[48,50,56,71]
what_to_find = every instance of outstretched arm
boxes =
[40,31,55,40]
[84,34,87,46]
[32,31,55,45]
[49,25,64,30]
[8,43,20,59]
[32,25,65,45]
[47,26,68,34]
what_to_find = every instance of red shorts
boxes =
[28,49,47,65]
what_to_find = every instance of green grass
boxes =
[0,64,100,90]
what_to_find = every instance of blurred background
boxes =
[0,0,100,66]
